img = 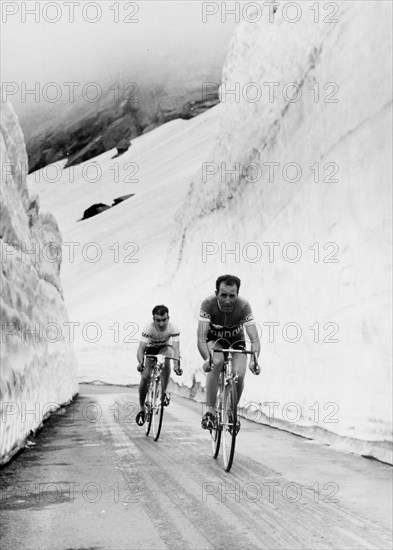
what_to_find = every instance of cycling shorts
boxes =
[207,337,246,351]
[145,344,172,356]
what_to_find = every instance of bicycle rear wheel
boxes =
[152,377,165,441]
[211,386,222,458]
[145,379,154,436]
[222,379,237,472]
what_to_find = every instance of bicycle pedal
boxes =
[201,412,215,430]
[228,422,240,435]
[163,393,171,407]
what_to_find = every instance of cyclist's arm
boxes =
[172,340,180,360]
[137,341,148,364]
[245,323,261,358]
[197,320,210,360]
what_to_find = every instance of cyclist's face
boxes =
[153,314,169,331]
[216,283,238,312]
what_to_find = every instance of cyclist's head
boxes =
[152,305,169,317]
[152,305,169,331]
[215,274,241,294]
[215,275,240,313]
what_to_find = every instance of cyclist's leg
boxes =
[138,356,154,411]
[205,340,224,414]
[159,345,173,396]
[232,341,247,403]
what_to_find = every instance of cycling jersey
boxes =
[199,295,254,342]
[140,321,180,348]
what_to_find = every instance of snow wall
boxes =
[165,1,392,463]
[0,101,78,464]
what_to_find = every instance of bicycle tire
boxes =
[152,376,165,441]
[145,378,154,436]
[211,380,222,459]
[222,379,237,472]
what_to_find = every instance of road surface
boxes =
[0,385,392,550]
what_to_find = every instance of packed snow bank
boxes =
[166,1,392,462]
[0,101,78,465]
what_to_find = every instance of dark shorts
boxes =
[145,344,172,356]
[207,337,246,351]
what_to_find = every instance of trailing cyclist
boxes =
[197,274,261,431]
[136,305,182,426]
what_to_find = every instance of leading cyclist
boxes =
[197,274,261,430]
[135,305,182,426]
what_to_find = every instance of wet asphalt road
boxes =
[0,385,392,550]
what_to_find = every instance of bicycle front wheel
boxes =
[222,380,237,472]
[211,386,222,459]
[145,379,154,436]
[152,377,165,441]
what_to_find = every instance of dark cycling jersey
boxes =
[199,295,254,342]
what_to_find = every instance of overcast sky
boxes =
[1,1,238,120]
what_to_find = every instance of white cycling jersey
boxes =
[140,321,180,348]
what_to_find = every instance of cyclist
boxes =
[136,305,182,426]
[197,274,261,430]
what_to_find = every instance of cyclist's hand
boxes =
[137,363,144,373]
[174,360,182,376]
[249,358,260,375]
[202,359,212,373]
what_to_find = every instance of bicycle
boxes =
[144,354,181,441]
[209,346,259,472]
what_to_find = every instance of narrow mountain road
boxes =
[1,385,392,550]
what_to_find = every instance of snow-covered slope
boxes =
[0,102,78,464]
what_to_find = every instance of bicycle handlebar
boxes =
[211,347,255,355]
[144,354,181,362]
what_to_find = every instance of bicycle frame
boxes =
[143,354,180,441]
[209,346,258,472]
